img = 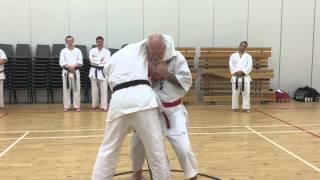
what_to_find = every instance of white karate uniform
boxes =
[59,47,83,109]
[131,35,198,178]
[89,47,111,110]
[0,49,7,107]
[92,41,171,180]
[229,52,253,110]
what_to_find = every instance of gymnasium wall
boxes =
[0,0,319,101]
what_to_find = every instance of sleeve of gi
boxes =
[59,49,67,67]
[242,54,253,75]
[229,53,237,75]
[174,51,192,92]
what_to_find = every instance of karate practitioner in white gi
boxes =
[89,36,111,111]
[229,41,253,112]
[129,34,198,180]
[91,34,171,180]
[0,49,8,108]
[59,35,83,112]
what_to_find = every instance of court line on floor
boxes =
[253,107,316,110]
[2,130,320,141]
[247,126,320,172]
[0,131,29,159]
[0,129,105,134]
[191,123,320,128]
[186,107,317,110]
[2,106,317,114]
[0,134,105,140]
[2,123,320,134]
[256,109,320,139]
[2,110,106,114]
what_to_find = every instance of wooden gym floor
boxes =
[0,102,320,180]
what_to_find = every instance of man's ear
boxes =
[145,46,150,54]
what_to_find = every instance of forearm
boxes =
[230,68,237,75]
[242,68,252,75]
[164,72,182,88]
[63,64,70,69]
[74,63,82,68]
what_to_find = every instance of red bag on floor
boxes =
[276,90,290,102]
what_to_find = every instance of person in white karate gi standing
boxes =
[89,36,111,111]
[229,41,253,112]
[59,35,83,112]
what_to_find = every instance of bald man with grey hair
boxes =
[91,33,171,180]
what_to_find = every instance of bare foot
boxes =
[101,107,109,111]
[128,170,144,180]
[190,175,198,180]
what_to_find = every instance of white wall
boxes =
[312,0,320,91]
[1,0,320,102]
[144,0,179,45]
[214,0,248,47]
[30,0,69,46]
[107,0,143,48]
[248,0,282,88]
[280,0,315,94]
[179,0,214,47]
[70,0,107,47]
[0,0,30,44]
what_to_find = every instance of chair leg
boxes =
[29,89,32,104]
[46,89,49,104]
[8,89,12,104]
[33,89,37,103]
[50,89,53,104]
[85,88,88,103]
[13,90,17,104]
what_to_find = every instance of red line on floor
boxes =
[0,112,9,119]
[255,109,320,139]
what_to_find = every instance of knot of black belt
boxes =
[91,65,105,79]
[63,67,79,90]
[235,76,245,92]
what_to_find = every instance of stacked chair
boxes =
[48,44,65,103]
[75,45,90,103]
[32,45,50,103]
[11,44,32,103]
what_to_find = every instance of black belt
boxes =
[235,76,245,91]
[0,70,4,73]
[91,65,105,79]
[63,67,79,89]
[113,80,150,93]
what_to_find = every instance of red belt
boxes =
[162,99,182,108]
[162,99,182,129]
